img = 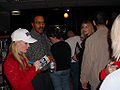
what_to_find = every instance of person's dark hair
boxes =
[46,26,62,39]
[31,14,46,23]
[66,26,76,35]
[93,11,107,25]
[66,29,76,35]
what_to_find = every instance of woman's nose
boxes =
[27,43,30,47]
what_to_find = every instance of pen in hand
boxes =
[29,61,34,64]
[29,61,38,71]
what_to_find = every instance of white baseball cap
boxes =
[11,28,37,43]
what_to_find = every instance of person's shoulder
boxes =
[61,41,69,45]
[86,34,94,42]
[74,35,80,38]
[73,36,81,40]
[71,36,80,39]
[65,36,80,41]
[64,41,69,44]
[42,33,49,38]
[4,54,18,66]
[65,37,72,42]
[64,41,71,49]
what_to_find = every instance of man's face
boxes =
[32,16,45,34]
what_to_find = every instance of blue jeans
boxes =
[50,69,70,90]
[70,62,80,90]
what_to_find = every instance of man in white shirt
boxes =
[65,30,82,90]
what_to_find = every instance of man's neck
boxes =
[96,25,106,30]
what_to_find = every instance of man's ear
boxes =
[93,20,96,26]
[32,23,35,30]
[106,20,108,25]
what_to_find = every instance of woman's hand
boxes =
[33,60,41,71]
[80,79,88,89]
[72,55,78,61]
[105,61,118,74]
[81,83,88,89]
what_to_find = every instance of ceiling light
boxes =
[12,10,20,15]
[64,13,69,18]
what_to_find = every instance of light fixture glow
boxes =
[67,9,69,12]
[64,13,69,18]
[12,10,20,15]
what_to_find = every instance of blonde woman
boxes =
[79,20,95,60]
[100,14,120,80]
[80,20,94,41]
[4,28,41,90]
[78,21,95,69]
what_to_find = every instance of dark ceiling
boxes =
[0,0,120,35]
[0,0,120,10]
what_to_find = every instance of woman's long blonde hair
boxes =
[111,14,120,61]
[8,41,31,70]
[81,20,95,40]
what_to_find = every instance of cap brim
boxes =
[24,37,37,43]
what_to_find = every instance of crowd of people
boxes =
[3,10,120,90]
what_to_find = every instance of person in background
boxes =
[80,20,95,41]
[46,26,71,90]
[80,20,95,48]
[79,20,95,71]
[26,15,54,90]
[4,28,41,90]
[80,11,110,90]
[100,14,120,81]
[66,29,76,38]
[65,29,82,90]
